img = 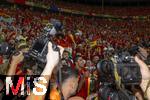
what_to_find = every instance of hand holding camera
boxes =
[46,42,64,67]
[135,56,150,80]
[42,42,64,75]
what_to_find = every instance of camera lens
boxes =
[97,60,114,75]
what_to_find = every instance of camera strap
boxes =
[111,58,121,89]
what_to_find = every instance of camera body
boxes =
[114,51,142,85]
[29,34,49,63]
[29,20,62,63]
[97,51,141,85]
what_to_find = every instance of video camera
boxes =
[29,20,63,63]
[97,48,142,100]
[97,51,141,85]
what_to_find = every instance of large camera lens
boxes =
[97,60,114,82]
[98,60,111,74]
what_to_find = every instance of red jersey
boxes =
[76,69,88,99]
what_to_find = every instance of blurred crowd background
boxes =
[0,0,149,99]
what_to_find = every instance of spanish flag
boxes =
[90,40,97,47]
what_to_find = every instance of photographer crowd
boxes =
[0,2,150,100]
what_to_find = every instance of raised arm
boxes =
[135,56,150,100]
[26,42,64,100]
[7,52,24,75]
